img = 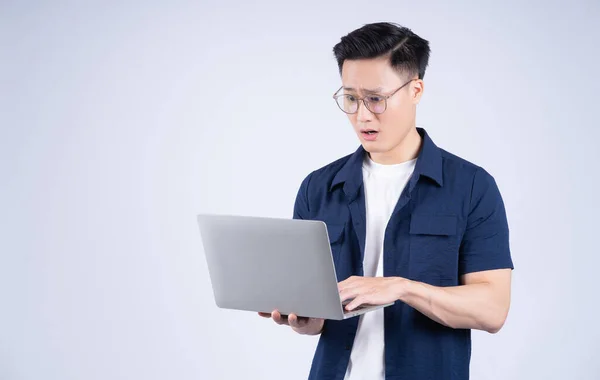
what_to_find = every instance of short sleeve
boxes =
[459,168,514,275]
[292,172,313,220]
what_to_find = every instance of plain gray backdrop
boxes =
[1,1,599,379]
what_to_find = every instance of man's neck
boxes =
[368,127,422,165]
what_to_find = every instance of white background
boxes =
[1,1,599,379]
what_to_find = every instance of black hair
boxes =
[333,22,430,79]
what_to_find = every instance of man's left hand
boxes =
[338,276,409,311]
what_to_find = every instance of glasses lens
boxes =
[335,95,358,114]
[365,96,386,114]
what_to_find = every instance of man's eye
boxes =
[367,96,383,103]
[346,95,357,102]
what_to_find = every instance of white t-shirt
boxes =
[343,154,417,380]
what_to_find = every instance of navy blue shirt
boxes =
[293,128,513,380]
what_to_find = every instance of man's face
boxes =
[339,56,423,158]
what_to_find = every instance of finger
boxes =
[272,310,289,325]
[345,297,365,311]
[290,314,311,328]
[339,276,362,291]
[288,313,300,328]
[339,288,360,303]
[258,312,271,318]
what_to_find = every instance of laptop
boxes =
[197,213,394,320]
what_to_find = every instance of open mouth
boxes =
[360,129,379,140]
[361,129,379,135]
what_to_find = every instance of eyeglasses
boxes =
[333,78,416,114]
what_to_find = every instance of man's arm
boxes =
[339,270,511,333]
[396,269,511,333]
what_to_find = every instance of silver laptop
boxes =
[197,213,393,320]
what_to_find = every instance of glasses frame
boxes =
[332,78,417,114]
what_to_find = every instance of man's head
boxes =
[332,22,430,163]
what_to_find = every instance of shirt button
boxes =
[345,345,352,350]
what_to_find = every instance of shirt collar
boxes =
[330,127,443,197]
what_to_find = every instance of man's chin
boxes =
[360,141,387,153]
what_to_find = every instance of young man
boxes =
[259,22,514,380]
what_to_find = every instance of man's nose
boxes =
[356,100,373,122]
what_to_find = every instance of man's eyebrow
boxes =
[343,87,384,94]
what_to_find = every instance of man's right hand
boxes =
[258,310,325,336]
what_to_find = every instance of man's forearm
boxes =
[395,278,509,333]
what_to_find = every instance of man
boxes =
[259,22,513,380]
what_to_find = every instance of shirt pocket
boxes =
[409,214,459,280]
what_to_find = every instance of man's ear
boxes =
[412,79,424,104]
